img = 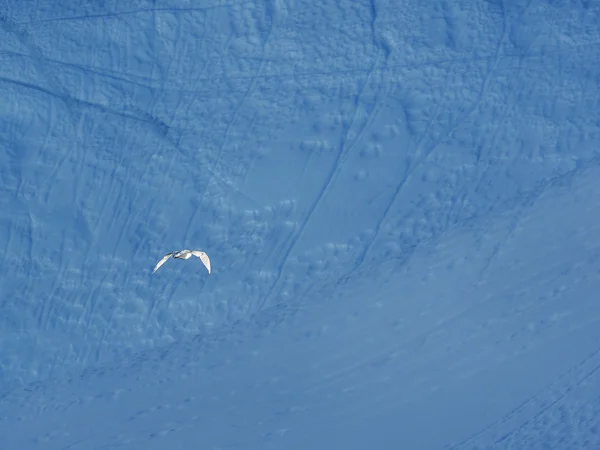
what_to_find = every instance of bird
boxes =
[152,250,211,274]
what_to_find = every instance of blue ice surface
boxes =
[0,0,599,448]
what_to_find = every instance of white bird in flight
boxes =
[152,250,211,274]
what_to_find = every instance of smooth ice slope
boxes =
[2,162,600,449]
[1,0,600,448]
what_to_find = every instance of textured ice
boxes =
[1,0,599,448]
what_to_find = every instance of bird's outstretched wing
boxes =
[153,252,174,273]
[191,251,211,274]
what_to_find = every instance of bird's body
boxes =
[153,250,211,274]
[173,250,194,260]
